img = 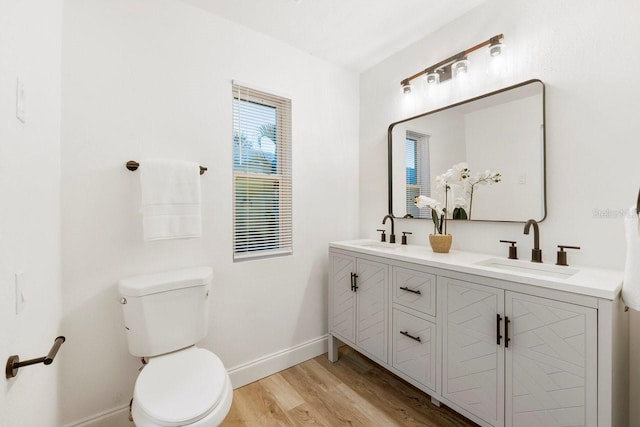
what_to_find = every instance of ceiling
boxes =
[181,0,488,72]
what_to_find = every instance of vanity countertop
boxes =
[330,239,623,301]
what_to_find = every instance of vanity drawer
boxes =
[392,308,436,391]
[392,266,436,316]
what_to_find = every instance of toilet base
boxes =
[132,371,233,427]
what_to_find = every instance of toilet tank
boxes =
[118,267,213,357]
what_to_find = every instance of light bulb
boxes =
[452,58,469,78]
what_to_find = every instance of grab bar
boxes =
[6,336,66,379]
[126,160,207,175]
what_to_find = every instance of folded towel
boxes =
[622,206,640,310]
[140,158,202,241]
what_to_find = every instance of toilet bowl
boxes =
[118,267,232,427]
[131,347,233,427]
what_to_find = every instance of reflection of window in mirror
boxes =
[405,131,430,218]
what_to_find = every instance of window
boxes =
[405,131,430,219]
[232,83,292,260]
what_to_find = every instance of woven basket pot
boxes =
[429,234,452,253]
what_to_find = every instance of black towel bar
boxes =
[126,160,207,175]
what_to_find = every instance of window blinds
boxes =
[232,83,292,260]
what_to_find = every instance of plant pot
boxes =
[429,234,452,253]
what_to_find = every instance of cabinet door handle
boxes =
[399,286,421,295]
[350,273,358,292]
[400,331,421,342]
[505,316,511,348]
[497,314,502,346]
[350,273,354,291]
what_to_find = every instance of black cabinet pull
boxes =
[505,316,511,348]
[400,331,421,342]
[399,286,421,295]
[350,273,358,292]
[497,314,503,345]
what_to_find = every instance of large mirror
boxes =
[388,79,546,222]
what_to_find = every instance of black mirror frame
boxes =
[387,79,546,223]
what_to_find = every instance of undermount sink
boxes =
[352,241,401,250]
[474,258,579,279]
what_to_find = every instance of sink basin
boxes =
[474,258,579,279]
[352,241,401,250]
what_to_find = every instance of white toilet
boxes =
[118,267,233,427]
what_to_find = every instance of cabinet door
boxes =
[355,258,388,363]
[505,292,597,427]
[329,252,356,343]
[393,308,437,391]
[441,277,504,427]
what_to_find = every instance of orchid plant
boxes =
[414,162,501,224]
[414,195,446,235]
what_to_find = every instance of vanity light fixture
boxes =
[425,71,440,85]
[451,56,469,77]
[401,80,412,95]
[401,33,504,94]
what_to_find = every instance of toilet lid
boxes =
[134,348,227,426]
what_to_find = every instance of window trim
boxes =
[232,83,292,261]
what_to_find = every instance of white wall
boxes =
[0,0,63,426]
[360,0,640,423]
[60,0,359,424]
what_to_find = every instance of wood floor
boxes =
[222,346,478,426]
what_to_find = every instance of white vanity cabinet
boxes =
[329,251,388,364]
[328,242,628,427]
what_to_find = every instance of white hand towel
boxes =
[140,158,202,241]
[622,206,640,310]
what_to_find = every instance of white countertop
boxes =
[330,239,623,300]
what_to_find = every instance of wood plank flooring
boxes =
[222,346,478,426]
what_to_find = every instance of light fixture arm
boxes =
[400,33,503,87]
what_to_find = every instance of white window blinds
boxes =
[232,83,292,260]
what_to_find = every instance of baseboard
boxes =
[65,404,132,427]
[228,334,328,388]
[66,335,328,426]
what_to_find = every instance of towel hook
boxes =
[126,160,207,175]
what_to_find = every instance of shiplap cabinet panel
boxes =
[330,252,356,343]
[505,292,597,427]
[355,259,389,363]
[392,266,436,316]
[441,277,505,427]
[392,308,437,391]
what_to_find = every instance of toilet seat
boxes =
[133,347,230,426]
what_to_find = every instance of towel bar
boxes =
[6,336,66,379]
[126,160,207,175]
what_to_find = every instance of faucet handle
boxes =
[556,245,580,266]
[499,240,518,260]
[376,229,387,242]
[401,232,413,245]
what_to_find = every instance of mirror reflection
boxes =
[389,80,545,222]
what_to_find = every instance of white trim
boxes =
[231,79,293,102]
[227,335,328,388]
[64,404,131,427]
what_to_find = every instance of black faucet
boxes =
[382,214,396,244]
[523,219,542,263]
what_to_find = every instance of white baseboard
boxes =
[65,404,132,427]
[228,334,328,388]
[66,335,328,426]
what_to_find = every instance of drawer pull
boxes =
[399,286,421,295]
[350,273,359,292]
[497,314,502,346]
[400,330,421,342]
